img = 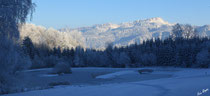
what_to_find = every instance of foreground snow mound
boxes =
[96,71,135,79]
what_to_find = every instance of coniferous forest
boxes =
[22,24,210,69]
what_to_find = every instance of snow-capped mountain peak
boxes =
[133,17,172,26]
[93,23,120,29]
[145,17,171,25]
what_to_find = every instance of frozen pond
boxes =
[3,67,210,96]
[15,67,172,89]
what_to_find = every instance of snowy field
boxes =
[1,67,210,96]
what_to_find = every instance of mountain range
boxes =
[20,17,210,49]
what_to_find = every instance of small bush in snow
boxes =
[52,62,72,74]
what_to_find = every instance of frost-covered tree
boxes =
[0,37,33,94]
[182,24,196,39]
[19,24,85,50]
[0,0,35,94]
[172,23,183,39]
[172,24,197,39]
[0,0,35,38]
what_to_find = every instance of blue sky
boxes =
[29,0,210,29]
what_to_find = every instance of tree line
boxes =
[22,24,210,69]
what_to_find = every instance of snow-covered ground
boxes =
[96,70,135,79]
[2,68,210,96]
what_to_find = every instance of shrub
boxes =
[52,62,72,74]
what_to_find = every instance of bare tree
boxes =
[172,23,183,39]
[172,24,197,39]
[182,24,196,39]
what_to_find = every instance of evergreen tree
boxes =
[196,49,210,68]
[22,37,35,59]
